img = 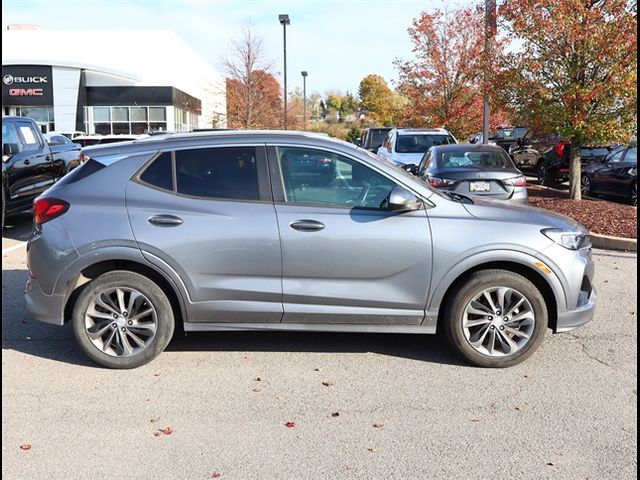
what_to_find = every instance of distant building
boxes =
[2,25,226,133]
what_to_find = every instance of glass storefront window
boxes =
[94,123,111,135]
[130,107,147,122]
[149,107,166,122]
[94,107,111,122]
[112,123,130,135]
[112,107,129,122]
[131,123,148,135]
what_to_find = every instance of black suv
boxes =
[359,127,392,152]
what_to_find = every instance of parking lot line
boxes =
[2,242,27,255]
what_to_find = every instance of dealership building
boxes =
[2,25,226,134]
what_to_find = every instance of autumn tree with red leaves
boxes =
[395,6,506,139]
[498,0,637,200]
[222,27,282,129]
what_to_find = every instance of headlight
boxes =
[542,228,591,250]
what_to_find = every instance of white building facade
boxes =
[2,27,226,134]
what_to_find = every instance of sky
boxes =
[1,0,461,96]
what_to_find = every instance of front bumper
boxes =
[555,287,597,332]
[25,276,66,326]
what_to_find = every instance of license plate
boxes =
[470,181,491,192]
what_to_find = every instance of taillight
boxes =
[505,175,527,187]
[34,197,70,225]
[555,141,570,157]
[428,177,456,188]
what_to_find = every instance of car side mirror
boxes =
[3,143,18,158]
[401,163,419,175]
[387,186,422,212]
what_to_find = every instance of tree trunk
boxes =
[568,138,582,201]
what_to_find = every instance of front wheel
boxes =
[443,270,548,368]
[537,162,552,186]
[581,174,592,197]
[72,271,175,369]
[632,184,637,207]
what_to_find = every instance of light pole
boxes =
[301,71,308,130]
[278,14,290,130]
[482,0,496,144]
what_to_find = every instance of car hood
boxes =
[462,196,585,231]
[391,152,424,165]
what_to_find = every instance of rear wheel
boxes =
[581,174,592,197]
[443,270,548,368]
[72,271,174,369]
[537,162,550,186]
[632,184,637,207]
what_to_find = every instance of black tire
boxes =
[537,162,552,186]
[581,174,592,197]
[72,270,175,369]
[632,184,637,207]
[443,270,548,368]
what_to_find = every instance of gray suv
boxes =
[25,131,596,369]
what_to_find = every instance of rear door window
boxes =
[175,147,259,200]
[2,122,22,152]
[16,122,43,152]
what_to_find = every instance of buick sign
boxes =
[2,66,53,105]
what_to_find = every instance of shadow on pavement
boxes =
[2,213,33,242]
[2,268,465,368]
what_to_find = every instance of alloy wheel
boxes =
[537,165,546,185]
[462,287,535,357]
[581,175,591,196]
[633,184,637,207]
[84,287,158,357]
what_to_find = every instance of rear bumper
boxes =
[555,287,597,333]
[24,276,66,326]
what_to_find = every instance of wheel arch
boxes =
[430,256,563,333]
[59,249,188,327]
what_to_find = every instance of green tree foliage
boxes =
[358,74,396,126]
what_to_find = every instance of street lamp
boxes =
[301,71,308,130]
[278,14,290,130]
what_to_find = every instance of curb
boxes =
[589,233,637,252]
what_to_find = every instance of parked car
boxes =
[509,132,611,185]
[414,144,528,204]
[473,126,528,152]
[377,128,458,166]
[2,116,81,228]
[582,145,637,206]
[25,131,596,369]
[359,127,393,152]
[57,131,86,141]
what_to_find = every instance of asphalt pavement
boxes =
[2,214,637,480]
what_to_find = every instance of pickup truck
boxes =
[508,131,611,185]
[2,116,81,228]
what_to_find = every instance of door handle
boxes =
[290,219,325,232]
[148,215,183,227]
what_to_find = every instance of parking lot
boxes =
[2,215,637,480]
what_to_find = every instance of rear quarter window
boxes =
[139,152,173,191]
[54,159,106,187]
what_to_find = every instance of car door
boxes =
[126,145,283,323]
[3,120,55,210]
[591,148,627,195]
[269,144,432,325]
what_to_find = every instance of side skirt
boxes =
[183,322,437,334]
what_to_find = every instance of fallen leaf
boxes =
[252,387,262,393]
[150,416,160,423]
[515,406,524,412]
[322,381,335,387]
[153,432,162,437]
[314,367,322,372]
[20,444,31,450]
[285,422,296,428]
[161,426,173,435]
[546,462,555,466]
[276,395,284,401]
[255,377,263,382]
[153,373,160,377]
[211,472,223,478]
[373,423,384,429]
[367,447,377,453]
[331,412,340,417]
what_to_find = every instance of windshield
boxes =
[437,149,513,169]
[625,147,637,163]
[369,129,390,147]
[395,134,455,153]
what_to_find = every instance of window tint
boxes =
[395,134,455,153]
[2,122,21,151]
[610,149,626,163]
[176,147,259,200]
[437,149,513,169]
[278,147,396,209]
[16,123,42,151]
[140,152,173,191]
[55,159,105,187]
[624,147,637,164]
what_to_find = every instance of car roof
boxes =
[395,128,451,135]
[431,144,506,153]
[81,130,359,157]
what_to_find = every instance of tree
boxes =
[394,7,487,139]
[222,27,282,129]
[498,0,637,200]
[358,74,396,126]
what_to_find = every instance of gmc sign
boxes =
[2,65,53,105]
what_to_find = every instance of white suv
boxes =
[377,128,458,166]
